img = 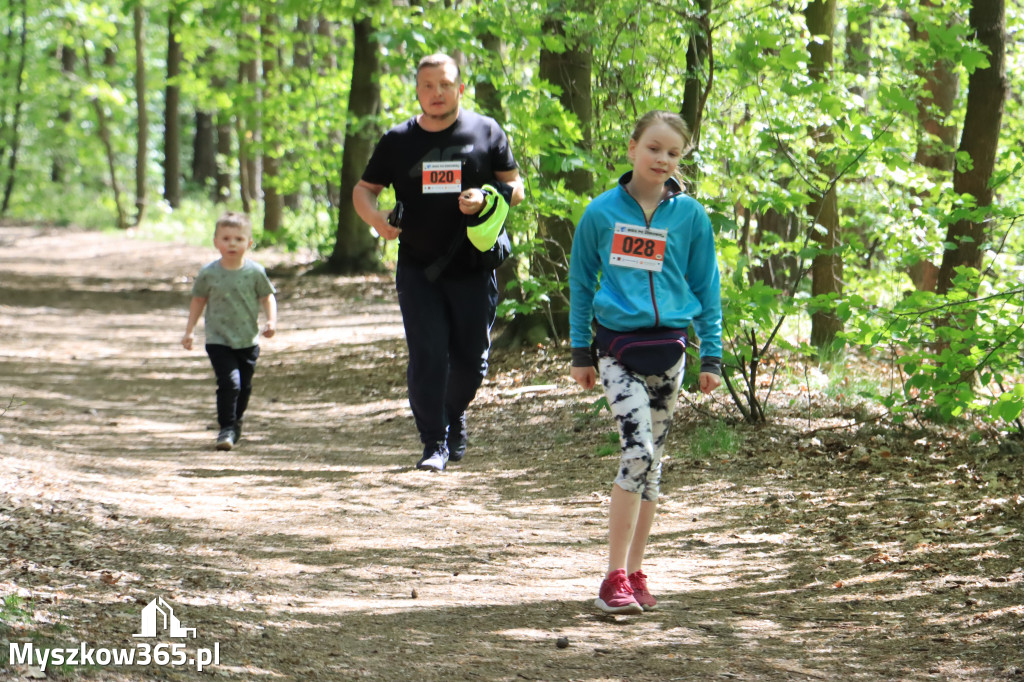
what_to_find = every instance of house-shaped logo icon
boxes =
[133,597,197,639]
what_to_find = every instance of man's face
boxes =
[416,63,463,122]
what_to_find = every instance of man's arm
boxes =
[353,180,401,240]
[495,168,525,207]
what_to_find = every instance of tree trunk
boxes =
[533,8,593,340]
[133,3,148,225]
[283,17,314,211]
[81,41,128,230]
[906,1,959,292]
[214,94,233,203]
[326,13,381,272]
[805,0,843,350]
[51,45,76,184]
[164,8,182,209]
[0,0,27,216]
[318,16,342,207]
[681,0,712,149]
[193,111,216,187]
[936,0,1006,295]
[261,12,283,233]
[239,12,260,214]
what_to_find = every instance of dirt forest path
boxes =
[0,224,1021,682]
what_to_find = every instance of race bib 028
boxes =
[609,222,667,272]
[422,161,463,194]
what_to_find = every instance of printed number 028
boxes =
[622,236,655,258]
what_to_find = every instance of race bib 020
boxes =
[422,161,462,194]
[609,223,667,272]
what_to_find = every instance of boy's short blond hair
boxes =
[215,211,252,236]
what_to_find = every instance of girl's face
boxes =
[627,121,686,186]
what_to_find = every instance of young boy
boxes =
[182,211,277,450]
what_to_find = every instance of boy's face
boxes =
[213,225,252,261]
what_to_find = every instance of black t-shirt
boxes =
[361,110,518,271]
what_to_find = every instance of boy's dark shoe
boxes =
[416,443,448,472]
[215,426,235,451]
[233,419,244,442]
[446,414,468,462]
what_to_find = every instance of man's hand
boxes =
[374,209,401,240]
[458,188,486,215]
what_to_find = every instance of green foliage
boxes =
[0,595,32,647]
[2,0,1023,435]
[682,420,741,460]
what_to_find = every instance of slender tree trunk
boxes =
[318,16,342,207]
[283,17,314,211]
[534,6,593,339]
[239,12,260,213]
[906,1,958,292]
[326,12,381,272]
[0,0,27,215]
[681,0,712,150]
[936,0,1006,295]
[193,111,216,186]
[51,45,76,184]
[261,12,283,232]
[133,3,148,225]
[164,8,182,209]
[805,0,843,350]
[214,109,233,203]
[81,42,128,230]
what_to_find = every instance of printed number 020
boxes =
[622,236,656,258]
[429,170,455,183]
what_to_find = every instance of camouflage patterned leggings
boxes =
[598,354,685,501]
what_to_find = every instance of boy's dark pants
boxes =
[396,263,498,446]
[205,344,260,428]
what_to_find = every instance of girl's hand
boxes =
[699,372,721,394]
[181,332,194,351]
[570,366,597,391]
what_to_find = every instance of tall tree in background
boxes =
[534,3,593,337]
[238,11,260,214]
[51,43,76,184]
[681,0,712,152]
[906,1,959,292]
[132,1,148,224]
[80,35,128,229]
[261,11,283,232]
[164,5,182,209]
[0,0,27,215]
[804,0,843,349]
[936,0,1006,295]
[327,9,381,272]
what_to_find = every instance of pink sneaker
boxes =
[628,570,657,611]
[595,569,643,614]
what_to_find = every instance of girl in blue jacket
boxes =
[569,110,723,614]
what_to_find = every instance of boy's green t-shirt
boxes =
[191,259,276,349]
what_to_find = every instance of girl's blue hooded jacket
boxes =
[569,173,723,370]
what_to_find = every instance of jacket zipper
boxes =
[624,189,671,328]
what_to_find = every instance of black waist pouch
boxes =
[594,323,688,376]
